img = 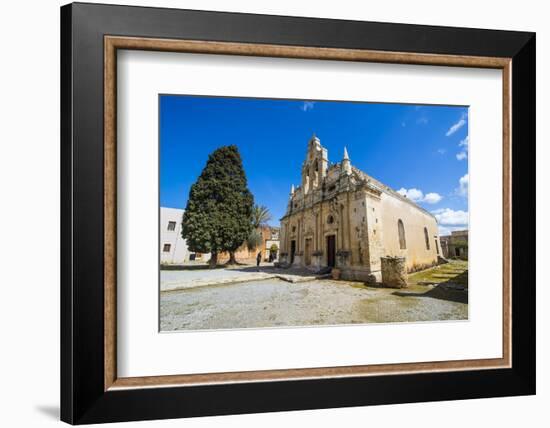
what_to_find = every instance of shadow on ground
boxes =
[161,261,326,279]
[393,271,468,304]
[228,264,327,278]
[161,264,226,271]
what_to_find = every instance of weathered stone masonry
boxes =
[279,135,442,282]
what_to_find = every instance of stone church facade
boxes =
[279,135,441,282]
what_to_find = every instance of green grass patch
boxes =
[408,260,468,287]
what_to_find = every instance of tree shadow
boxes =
[393,271,468,304]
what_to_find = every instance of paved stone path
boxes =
[160,265,328,292]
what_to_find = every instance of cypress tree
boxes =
[181,145,254,267]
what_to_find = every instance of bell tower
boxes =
[302,133,328,194]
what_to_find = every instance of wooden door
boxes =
[326,235,336,267]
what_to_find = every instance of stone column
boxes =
[346,193,352,252]
[381,256,408,288]
[313,213,319,251]
[339,204,344,250]
[297,219,301,252]
[318,202,323,251]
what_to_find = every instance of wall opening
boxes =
[398,219,406,250]
[424,227,430,250]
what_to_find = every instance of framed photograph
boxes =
[61,2,535,424]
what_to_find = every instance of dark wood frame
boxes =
[61,2,535,424]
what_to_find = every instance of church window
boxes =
[398,219,407,249]
[424,227,430,250]
[327,215,334,224]
[163,243,171,252]
[167,221,176,231]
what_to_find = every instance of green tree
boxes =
[453,239,468,249]
[246,204,272,253]
[251,204,272,228]
[246,229,263,251]
[181,145,254,268]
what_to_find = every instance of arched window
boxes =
[398,219,406,249]
[424,227,430,250]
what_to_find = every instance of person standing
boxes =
[256,251,262,267]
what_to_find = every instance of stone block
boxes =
[381,256,408,288]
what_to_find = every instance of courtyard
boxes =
[160,260,468,331]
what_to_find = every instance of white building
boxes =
[160,207,188,264]
[160,207,210,264]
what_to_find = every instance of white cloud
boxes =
[456,136,469,160]
[455,174,469,197]
[446,113,467,137]
[397,188,442,204]
[301,101,315,112]
[432,208,469,226]
[397,187,424,202]
[437,148,446,155]
[438,225,468,236]
[424,192,443,204]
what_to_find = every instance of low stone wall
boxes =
[381,256,408,288]
[340,266,379,283]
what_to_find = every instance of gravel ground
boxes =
[160,278,468,331]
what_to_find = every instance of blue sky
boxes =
[160,95,469,235]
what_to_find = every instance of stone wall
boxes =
[379,192,440,272]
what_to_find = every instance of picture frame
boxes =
[61,2,535,424]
